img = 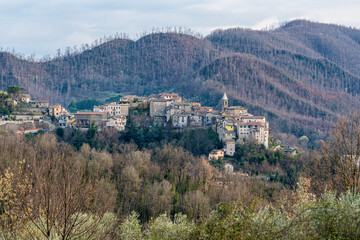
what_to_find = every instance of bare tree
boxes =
[1,134,116,239]
[145,180,172,217]
[322,111,360,192]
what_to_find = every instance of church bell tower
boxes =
[221,92,228,112]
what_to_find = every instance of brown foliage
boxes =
[0,134,116,239]
[319,111,360,192]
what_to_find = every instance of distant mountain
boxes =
[208,20,360,75]
[2,20,360,142]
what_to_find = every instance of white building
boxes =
[224,163,235,175]
[94,102,129,117]
[224,140,235,156]
[172,113,188,128]
[107,116,127,131]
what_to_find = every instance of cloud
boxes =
[1,0,360,57]
[253,17,280,30]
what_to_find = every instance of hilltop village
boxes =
[0,89,269,157]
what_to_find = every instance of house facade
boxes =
[107,116,127,131]
[74,112,108,128]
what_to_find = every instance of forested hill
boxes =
[2,19,360,140]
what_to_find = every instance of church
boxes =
[217,93,269,156]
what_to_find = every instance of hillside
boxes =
[196,54,353,138]
[208,20,360,75]
[277,20,360,75]
[2,20,360,141]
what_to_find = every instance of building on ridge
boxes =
[217,92,269,150]
[221,92,228,112]
[74,112,108,128]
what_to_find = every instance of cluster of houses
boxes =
[48,95,152,130]
[1,92,142,131]
[150,92,269,156]
[217,93,269,155]
[2,91,270,158]
[150,93,216,127]
[4,92,50,109]
[47,102,129,131]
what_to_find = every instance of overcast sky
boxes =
[1,0,360,57]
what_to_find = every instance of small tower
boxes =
[221,92,228,112]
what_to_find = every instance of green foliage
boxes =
[68,98,103,112]
[196,180,360,239]
[120,122,221,156]
[118,212,196,240]
[69,129,86,150]
[232,142,299,187]
[178,128,223,156]
[55,127,64,138]
[233,142,268,166]
[196,201,286,240]
[87,121,98,142]
[281,167,300,189]
[299,135,310,148]
[105,94,122,103]
[0,91,13,115]
[268,151,284,165]
[146,213,195,240]
[118,212,143,240]
[209,157,224,171]
[7,85,25,99]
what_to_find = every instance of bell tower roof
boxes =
[222,92,228,100]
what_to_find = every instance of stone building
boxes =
[208,149,225,160]
[171,113,188,128]
[107,116,127,131]
[188,112,204,127]
[107,103,129,116]
[236,122,269,148]
[224,106,248,116]
[21,94,31,103]
[93,102,129,117]
[224,139,236,156]
[49,104,67,118]
[224,163,235,175]
[59,114,75,128]
[150,99,171,125]
[30,100,49,108]
[74,112,108,128]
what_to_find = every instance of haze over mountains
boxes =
[1,19,360,142]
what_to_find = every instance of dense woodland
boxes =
[3,20,360,143]
[1,111,360,239]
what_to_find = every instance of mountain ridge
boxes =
[1,19,360,142]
